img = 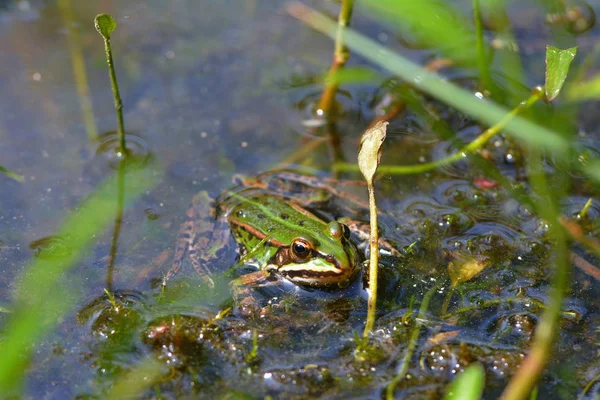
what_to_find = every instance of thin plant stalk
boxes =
[104,37,126,154]
[363,180,379,336]
[473,0,492,92]
[333,87,544,175]
[358,121,388,337]
[59,0,98,140]
[500,149,570,400]
[386,284,437,399]
[316,0,354,116]
[95,14,126,155]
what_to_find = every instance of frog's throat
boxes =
[271,246,348,273]
[268,258,357,287]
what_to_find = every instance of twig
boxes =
[316,0,354,117]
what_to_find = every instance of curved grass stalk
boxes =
[333,87,544,175]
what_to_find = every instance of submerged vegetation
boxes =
[0,0,599,399]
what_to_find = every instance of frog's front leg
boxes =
[230,270,282,316]
[339,217,402,257]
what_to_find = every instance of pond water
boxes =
[0,0,599,398]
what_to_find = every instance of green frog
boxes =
[165,170,396,294]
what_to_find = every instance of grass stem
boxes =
[334,87,544,175]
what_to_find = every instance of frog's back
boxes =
[228,194,327,246]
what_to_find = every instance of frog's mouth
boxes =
[270,248,359,287]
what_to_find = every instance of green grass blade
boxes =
[0,164,24,182]
[0,167,158,393]
[106,357,164,398]
[361,0,476,64]
[287,3,569,154]
[443,363,485,400]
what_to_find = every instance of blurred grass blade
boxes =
[545,46,577,101]
[584,159,600,181]
[106,357,164,398]
[0,168,158,392]
[473,0,492,91]
[568,73,600,101]
[287,3,569,154]
[361,0,476,64]
[325,66,382,86]
[443,363,485,400]
[0,164,24,182]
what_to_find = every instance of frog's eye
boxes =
[327,221,343,239]
[291,238,312,261]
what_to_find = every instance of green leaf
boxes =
[0,164,23,182]
[443,363,485,400]
[94,13,117,38]
[545,46,577,101]
[358,121,388,183]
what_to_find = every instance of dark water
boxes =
[0,0,599,398]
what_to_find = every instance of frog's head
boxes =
[272,221,362,288]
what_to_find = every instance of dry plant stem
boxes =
[102,36,126,154]
[316,0,354,116]
[59,0,98,140]
[335,87,544,174]
[560,217,600,257]
[569,251,600,280]
[363,183,379,337]
[500,149,570,400]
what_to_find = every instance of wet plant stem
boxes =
[98,27,127,155]
[316,0,353,116]
[363,183,379,337]
[358,121,388,337]
[334,87,544,175]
